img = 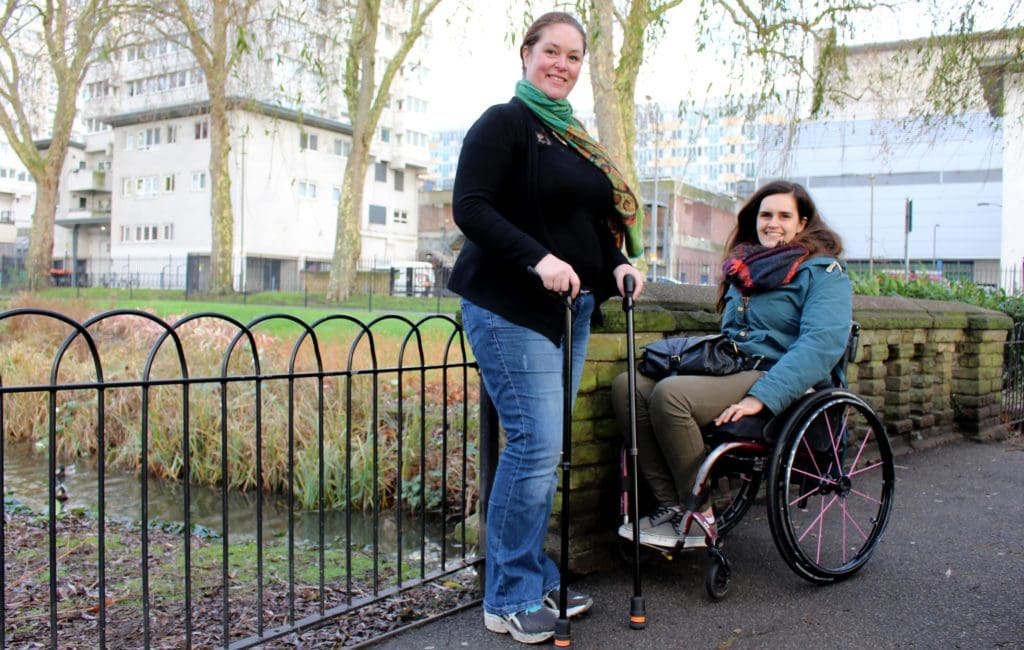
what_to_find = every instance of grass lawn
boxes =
[0,289,466,344]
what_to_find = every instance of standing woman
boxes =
[448,11,646,645]
[612,181,852,549]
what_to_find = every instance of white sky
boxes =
[423,0,1021,130]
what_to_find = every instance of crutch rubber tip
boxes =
[554,618,572,646]
[629,596,647,629]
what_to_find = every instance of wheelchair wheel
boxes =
[766,389,894,585]
[705,557,730,600]
[711,455,764,537]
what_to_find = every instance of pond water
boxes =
[2,443,470,561]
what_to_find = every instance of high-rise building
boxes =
[54,1,434,291]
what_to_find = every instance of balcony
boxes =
[67,169,111,193]
[56,209,111,229]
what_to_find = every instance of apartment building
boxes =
[58,1,432,291]
[0,137,35,248]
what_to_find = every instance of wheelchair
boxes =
[630,323,895,599]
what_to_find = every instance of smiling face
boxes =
[521,23,584,100]
[756,192,806,247]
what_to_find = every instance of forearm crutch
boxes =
[622,274,646,630]
[554,291,574,647]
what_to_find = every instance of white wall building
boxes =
[55,1,432,291]
[0,136,36,249]
[768,34,1022,291]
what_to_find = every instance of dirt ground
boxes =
[2,509,480,648]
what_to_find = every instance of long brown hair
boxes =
[716,180,843,311]
[520,12,587,76]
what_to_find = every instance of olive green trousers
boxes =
[611,370,764,506]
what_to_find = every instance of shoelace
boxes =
[646,504,678,525]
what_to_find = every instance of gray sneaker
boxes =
[617,504,681,541]
[543,587,593,617]
[484,606,557,644]
[638,513,683,547]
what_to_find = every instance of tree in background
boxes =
[0,0,118,289]
[326,0,445,302]
[160,0,261,295]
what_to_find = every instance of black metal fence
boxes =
[1004,320,1024,429]
[0,255,456,299]
[0,307,483,648]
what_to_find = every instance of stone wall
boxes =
[550,283,1014,572]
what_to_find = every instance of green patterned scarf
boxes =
[515,79,644,258]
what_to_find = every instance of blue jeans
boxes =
[461,294,595,616]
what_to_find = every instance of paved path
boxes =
[380,438,1023,649]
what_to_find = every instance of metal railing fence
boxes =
[0,307,482,648]
[1003,320,1024,429]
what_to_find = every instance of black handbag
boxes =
[638,333,765,380]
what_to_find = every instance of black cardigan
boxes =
[447,97,628,344]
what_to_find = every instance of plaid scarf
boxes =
[722,243,809,295]
[514,79,644,257]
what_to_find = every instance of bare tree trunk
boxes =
[325,0,444,302]
[26,168,60,289]
[329,143,369,299]
[585,3,634,187]
[207,89,233,294]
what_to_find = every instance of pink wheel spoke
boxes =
[848,424,874,470]
[815,494,827,563]
[849,460,883,478]
[789,464,838,483]
[841,500,848,564]
[788,483,823,507]
[848,487,883,505]
[799,434,823,475]
[825,408,850,471]
[797,494,838,543]
[843,503,869,541]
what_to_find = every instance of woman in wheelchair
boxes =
[612,180,852,551]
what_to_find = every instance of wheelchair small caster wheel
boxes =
[705,560,730,600]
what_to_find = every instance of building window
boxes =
[374,161,387,182]
[78,197,87,209]
[166,125,177,143]
[137,127,160,149]
[300,132,318,151]
[194,120,209,139]
[163,224,174,240]
[125,132,135,150]
[379,127,391,143]
[122,177,133,196]
[164,174,176,192]
[297,180,317,198]
[136,175,158,197]
[191,171,207,190]
[368,204,386,225]
[332,138,349,156]
[393,210,408,224]
[331,186,341,203]
[393,170,404,192]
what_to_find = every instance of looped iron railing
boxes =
[1003,319,1024,429]
[0,307,481,648]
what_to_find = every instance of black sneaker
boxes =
[483,606,557,644]
[543,587,593,617]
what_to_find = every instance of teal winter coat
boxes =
[720,256,852,415]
